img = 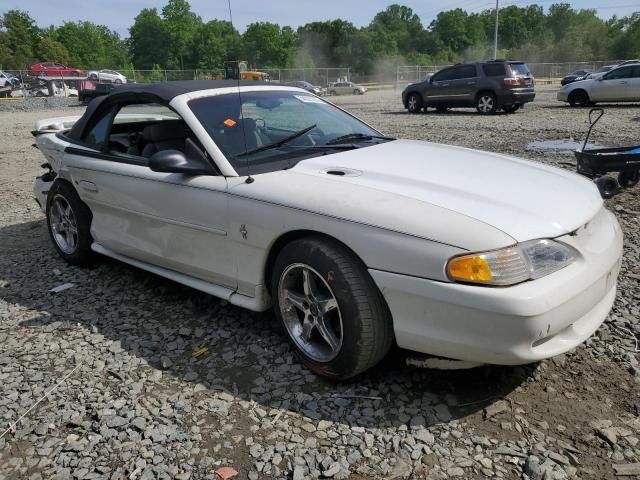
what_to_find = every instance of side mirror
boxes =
[149,139,214,175]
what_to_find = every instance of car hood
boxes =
[290,140,602,242]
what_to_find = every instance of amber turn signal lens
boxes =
[447,256,493,283]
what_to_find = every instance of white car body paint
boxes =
[558,62,640,103]
[33,85,623,366]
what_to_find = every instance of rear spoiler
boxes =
[32,115,82,136]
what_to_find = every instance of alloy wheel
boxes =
[49,195,78,254]
[478,95,495,113]
[278,263,343,362]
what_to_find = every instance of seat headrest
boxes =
[142,120,186,142]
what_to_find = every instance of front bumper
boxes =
[557,90,570,102]
[371,208,623,365]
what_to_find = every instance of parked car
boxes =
[586,65,617,80]
[557,63,640,106]
[328,81,367,95]
[402,60,535,115]
[0,70,20,88]
[78,81,116,103]
[32,80,622,379]
[560,69,591,86]
[284,80,323,96]
[29,63,84,77]
[617,59,640,66]
[87,69,127,84]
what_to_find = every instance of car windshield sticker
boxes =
[295,95,324,104]
[223,118,237,128]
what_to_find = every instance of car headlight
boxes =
[446,239,575,286]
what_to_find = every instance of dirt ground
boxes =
[0,85,639,480]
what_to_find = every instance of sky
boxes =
[2,0,639,37]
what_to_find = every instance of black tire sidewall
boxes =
[271,237,392,380]
[46,181,94,266]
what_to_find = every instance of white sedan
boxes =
[558,63,640,106]
[32,80,622,379]
[87,69,127,84]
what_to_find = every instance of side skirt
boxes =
[91,243,272,312]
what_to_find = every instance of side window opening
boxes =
[108,103,195,159]
[483,64,506,77]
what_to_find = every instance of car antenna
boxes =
[227,0,254,184]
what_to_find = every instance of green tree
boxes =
[128,8,170,69]
[189,20,240,70]
[54,21,128,68]
[1,10,39,68]
[242,22,294,67]
[162,0,200,69]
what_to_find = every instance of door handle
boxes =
[79,180,98,192]
[620,81,628,84]
[467,82,476,85]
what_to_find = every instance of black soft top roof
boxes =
[108,79,273,102]
[67,80,282,141]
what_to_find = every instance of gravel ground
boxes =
[0,85,639,480]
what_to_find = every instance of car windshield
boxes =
[189,90,390,174]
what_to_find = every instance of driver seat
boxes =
[140,120,187,158]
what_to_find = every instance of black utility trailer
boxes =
[575,108,640,198]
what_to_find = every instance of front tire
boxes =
[271,237,393,380]
[568,90,590,107]
[407,93,423,113]
[476,92,498,114]
[46,181,94,266]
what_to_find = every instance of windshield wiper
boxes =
[326,133,395,145]
[237,124,317,158]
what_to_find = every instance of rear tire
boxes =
[502,104,520,113]
[476,92,498,114]
[407,93,423,113]
[46,181,94,266]
[568,90,589,107]
[271,236,393,380]
[595,176,618,199]
[618,170,639,188]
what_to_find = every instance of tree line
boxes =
[1,0,639,74]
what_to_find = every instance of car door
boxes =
[64,100,236,288]
[626,66,640,100]
[446,65,479,106]
[591,66,633,101]
[423,68,456,106]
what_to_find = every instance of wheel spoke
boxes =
[317,296,338,313]
[54,201,65,220]
[64,229,74,247]
[285,289,307,312]
[302,268,317,300]
[301,315,314,341]
[315,315,340,352]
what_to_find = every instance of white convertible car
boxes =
[32,80,623,379]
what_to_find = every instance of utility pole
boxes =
[493,0,499,59]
